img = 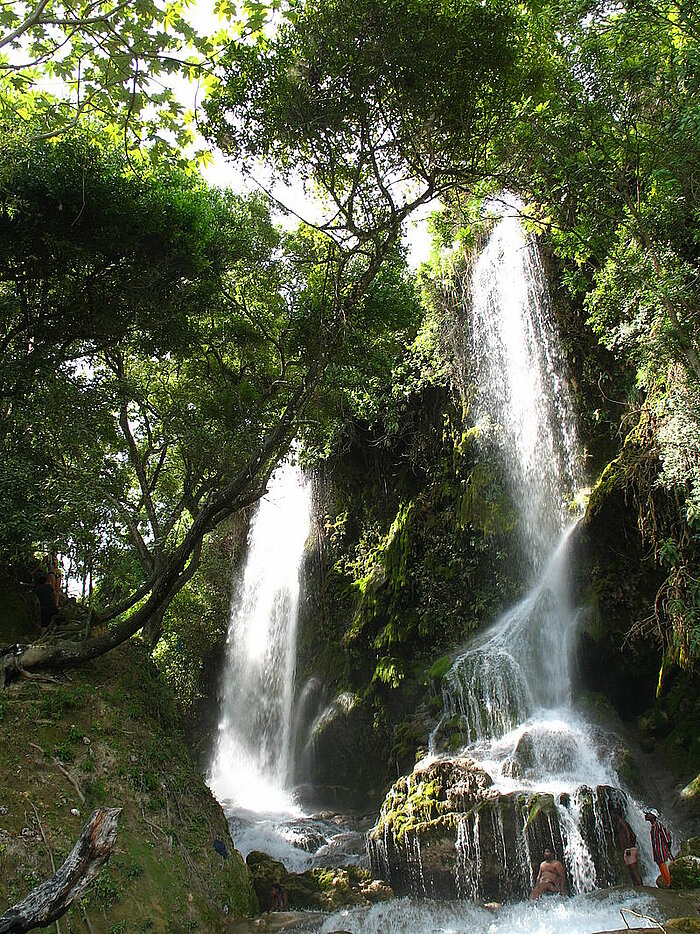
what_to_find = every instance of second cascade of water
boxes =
[208,461,311,844]
[369,204,658,906]
[208,461,369,869]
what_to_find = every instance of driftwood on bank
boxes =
[0,807,121,933]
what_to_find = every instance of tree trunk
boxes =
[143,605,166,650]
[0,375,316,679]
[0,807,121,933]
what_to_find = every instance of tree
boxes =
[0,132,419,675]
[499,0,700,383]
[0,0,217,152]
[205,0,535,254]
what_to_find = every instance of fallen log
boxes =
[0,807,121,933]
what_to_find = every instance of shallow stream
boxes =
[230,887,692,934]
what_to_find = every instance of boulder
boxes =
[678,837,700,858]
[245,851,393,912]
[368,757,628,901]
[670,852,700,891]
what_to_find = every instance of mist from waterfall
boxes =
[208,459,311,814]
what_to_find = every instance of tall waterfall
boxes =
[436,209,640,890]
[437,206,588,767]
[468,209,583,568]
[208,460,311,813]
[370,206,659,903]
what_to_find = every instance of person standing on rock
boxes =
[645,809,672,887]
[530,847,566,899]
[269,882,288,911]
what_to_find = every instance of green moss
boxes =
[458,463,517,536]
[428,655,453,682]
[0,641,258,931]
[585,459,624,518]
[665,918,700,933]
[669,856,700,890]
[525,794,557,829]
[580,587,606,641]
[375,768,455,843]
[246,852,383,912]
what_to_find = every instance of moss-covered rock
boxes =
[665,919,700,933]
[680,774,700,820]
[368,756,628,901]
[670,840,700,890]
[670,856,700,890]
[245,851,392,912]
[678,837,700,858]
[293,388,525,806]
[571,431,700,822]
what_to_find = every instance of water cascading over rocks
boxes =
[368,206,644,901]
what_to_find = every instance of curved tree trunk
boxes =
[0,808,121,933]
[1,375,313,680]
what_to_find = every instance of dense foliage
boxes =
[0,0,251,154]
[1,0,698,689]
[0,132,419,670]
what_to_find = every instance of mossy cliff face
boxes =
[0,642,257,932]
[572,461,664,719]
[294,387,525,808]
[571,445,700,819]
[367,758,627,901]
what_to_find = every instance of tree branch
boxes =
[0,0,51,50]
[0,808,121,934]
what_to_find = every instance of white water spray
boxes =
[468,207,582,568]
[208,460,311,814]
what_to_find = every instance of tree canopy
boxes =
[205,0,538,248]
[0,131,420,672]
[2,0,699,675]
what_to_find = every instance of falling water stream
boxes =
[424,207,659,896]
[208,460,367,870]
[207,460,314,864]
[209,209,674,932]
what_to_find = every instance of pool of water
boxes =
[291,889,665,933]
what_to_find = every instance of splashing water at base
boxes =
[303,890,663,934]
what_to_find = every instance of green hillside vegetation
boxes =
[0,633,257,931]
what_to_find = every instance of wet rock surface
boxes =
[245,850,393,913]
[368,756,628,901]
[671,839,700,890]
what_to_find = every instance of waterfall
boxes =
[436,204,589,777]
[370,205,661,904]
[437,208,624,891]
[468,206,583,568]
[208,459,311,813]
